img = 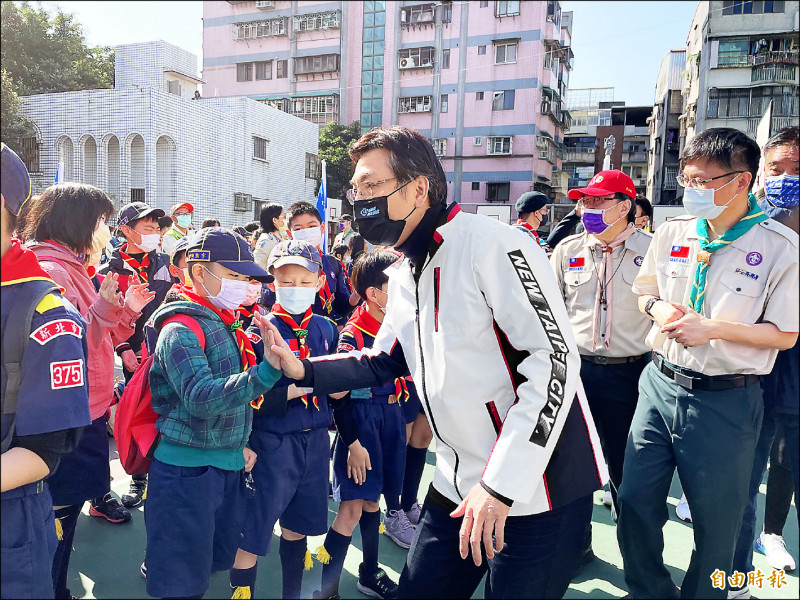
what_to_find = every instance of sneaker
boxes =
[121,477,147,509]
[383,509,415,549]
[727,586,750,599]
[755,532,796,571]
[88,493,131,523]
[602,490,613,508]
[357,565,398,599]
[405,502,422,527]
[675,494,692,523]
[139,561,147,579]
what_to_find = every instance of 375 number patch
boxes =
[50,359,85,390]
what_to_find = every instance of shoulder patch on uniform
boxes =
[35,293,65,314]
[31,319,83,345]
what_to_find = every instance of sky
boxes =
[38,0,698,107]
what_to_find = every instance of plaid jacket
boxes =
[149,301,282,450]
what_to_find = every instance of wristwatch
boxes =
[644,297,661,318]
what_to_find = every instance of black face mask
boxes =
[353,180,416,246]
[539,213,549,227]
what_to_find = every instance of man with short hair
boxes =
[730,126,800,596]
[634,197,653,231]
[333,214,355,248]
[269,126,608,599]
[161,202,194,255]
[512,191,549,241]
[618,127,799,599]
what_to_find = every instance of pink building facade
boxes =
[203,0,573,217]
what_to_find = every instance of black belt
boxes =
[581,353,648,365]
[652,354,759,391]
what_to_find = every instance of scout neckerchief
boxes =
[178,285,263,408]
[119,244,150,283]
[1,239,60,287]
[514,219,539,238]
[272,303,319,410]
[689,194,768,313]
[346,304,410,402]
[317,270,333,314]
[590,224,636,352]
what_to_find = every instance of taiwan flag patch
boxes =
[568,257,585,271]
[669,245,690,264]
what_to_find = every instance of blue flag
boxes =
[54,162,64,184]
[316,160,327,252]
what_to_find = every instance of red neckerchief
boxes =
[119,244,150,283]
[514,219,539,238]
[345,305,409,402]
[1,239,60,287]
[272,303,318,410]
[178,285,263,408]
[237,303,259,320]
[317,271,333,313]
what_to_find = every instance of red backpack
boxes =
[114,314,205,475]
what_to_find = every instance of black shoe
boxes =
[356,565,398,599]
[121,477,147,509]
[312,592,341,600]
[571,548,596,579]
[88,493,131,523]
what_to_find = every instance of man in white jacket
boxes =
[267,126,608,599]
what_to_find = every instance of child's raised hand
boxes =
[253,312,306,379]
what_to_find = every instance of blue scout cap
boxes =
[185,227,272,282]
[1,142,32,216]
[117,202,166,230]
[267,239,322,274]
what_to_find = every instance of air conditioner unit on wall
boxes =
[399,57,417,69]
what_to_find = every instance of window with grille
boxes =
[442,49,450,69]
[472,181,480,190]
[400,3,435,25]
[486,182,510,202]
[432,139,447,157]
[473,136,482,145]
[234,192,253,212]
[294,54,340,75]
[495,0,520,17]
[290,95,339,124]
[398,47,435,69]
[277,60,288,78]
[233,18,287,40]
[440,94,449,113]
[494,41,518,64]
[293,11,341,32]
[20,137,41,174]
[487,136,512,155]
[237,62,253,82]
[398,96,432,113]
[492,90,515,110]
[305,153,320,179]
[131,188,145,202]
[255,61,272,80]
[253,136,268,161]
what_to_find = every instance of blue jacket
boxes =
[246,311,338,435]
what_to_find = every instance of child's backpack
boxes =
[114,314,205,475]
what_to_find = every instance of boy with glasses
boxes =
[617,127,799,599]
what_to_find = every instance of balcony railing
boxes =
[751,64,797,82]
[718,51,799,69]
[718,55,752,68]
[747,115,800,135]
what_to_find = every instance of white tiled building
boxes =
[19,40,320,226]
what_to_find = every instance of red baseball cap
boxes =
[568,170,636,200]
[170,202,194,215]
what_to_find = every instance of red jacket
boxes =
[30,242,139,419]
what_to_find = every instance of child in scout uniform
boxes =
[1,143,92,600]
[144,227,285,600]
[550,170,653,519]
[317,249,410,600]
[617,127,799,600]
[230,239,341,599]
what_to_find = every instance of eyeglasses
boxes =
[346,177,400,205]
[577,196,620,209]
[676,171,743,189]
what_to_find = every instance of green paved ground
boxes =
[65,435,798,599]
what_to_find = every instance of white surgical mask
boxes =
[682,174,740,220]
[200,267,250,310]
[134,232,161,253]
[291,227,323,248]
[274,285,317,314]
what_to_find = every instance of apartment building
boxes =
[18,41,319,226]
[202,0,575,217]
[681,0,799,144]
[647,49,686,206]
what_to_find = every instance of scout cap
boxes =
[515,191,548,214]
[185,227,272,282]
[267,239,322,275]
[1,142,31,216]
[117,202,166,230]
[568,170,637,200]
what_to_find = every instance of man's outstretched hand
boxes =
[253,312,306,379]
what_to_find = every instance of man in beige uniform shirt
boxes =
[551,170,652,526]
[617,127,799,600]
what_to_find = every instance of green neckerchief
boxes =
[688,194,768,312]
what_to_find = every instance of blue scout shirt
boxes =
[246,311,338,435]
